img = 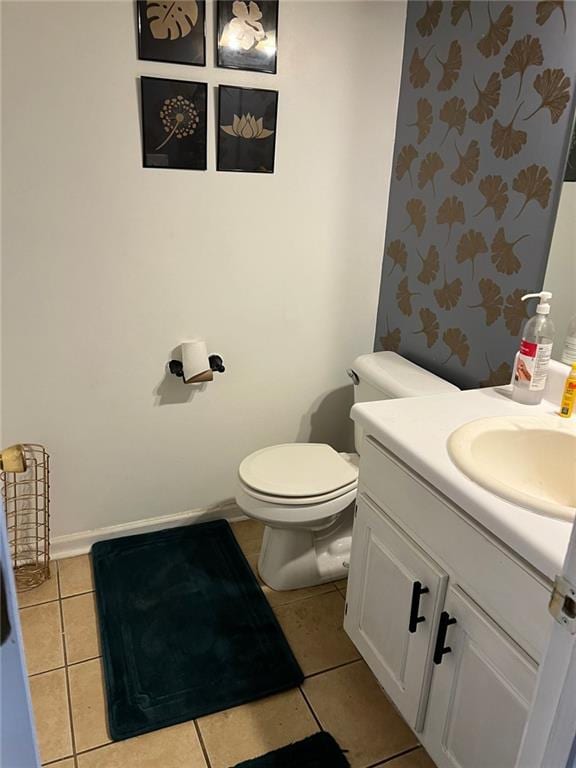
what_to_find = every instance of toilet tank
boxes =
[349,352,460,452]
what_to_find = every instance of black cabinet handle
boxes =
[433,610,457,665]
[408,580,430,633]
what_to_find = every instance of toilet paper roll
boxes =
[181,340,213,383]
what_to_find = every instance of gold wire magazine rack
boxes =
[1,444,51,591]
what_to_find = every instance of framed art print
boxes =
[217,0,278,74]
[141,76,207,170]
[137,1,206,66]
[218,85,278,173]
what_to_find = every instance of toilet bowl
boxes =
[236,444,359,590]
[235,352,459,590]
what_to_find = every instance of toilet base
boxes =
[257,504,355,591]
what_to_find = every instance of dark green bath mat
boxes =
[92,520,303,741]
[232,733,351,767]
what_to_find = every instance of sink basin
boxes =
[448,415,576,521]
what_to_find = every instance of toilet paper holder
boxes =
[168,354,225,383]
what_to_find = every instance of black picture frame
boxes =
[137,0,206,67]
[217,0,278,74]
[141,76,207,170]
[218,85,278,173]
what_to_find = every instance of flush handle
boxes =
[408,580,429,634]
[346,369,359,385]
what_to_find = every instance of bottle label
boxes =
[562,336,576,365]
[515,339,553,391]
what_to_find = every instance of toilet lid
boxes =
[239,444,359,498]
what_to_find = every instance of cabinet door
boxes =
[344,493,448,730]
[423,586,537,768]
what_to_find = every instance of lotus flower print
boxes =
[227,1,267,51]
[221,113,274,140]
[155,95,199,150]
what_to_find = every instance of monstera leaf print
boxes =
[403,199,427,237]
[434,267,463,310]
[481,358,513,386]
[451,139,480,185]
[491,104,527,160]
[469,72,501,124]
[525,68,571,124]
[451,0,472,27]
[475,175,509,220]
[437,41,462,91]
[491,229,529,275]
[436,195,465,243]
[386,239,408,275]
[418,152,444,196]
[442,328,470,366]
[414,308,440,348]
[439,97,467,146]
[469,278,503,325]
[146,1,198,40]
[396,145,419,184]
[380,317,402,353]
[536,1,567,32]
[456,229,488,278]
[416,1,443,37]
[410,47,434,88]
[396,277,420,317]
[407,98,433,143]
[477,3,513,58]
[502,35,544,100]
[504,288,530,335]
[417,245,440,285]
[512,165,552,219]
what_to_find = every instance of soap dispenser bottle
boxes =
[512,291,555,405]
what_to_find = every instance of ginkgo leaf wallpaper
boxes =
[374,0,576,389]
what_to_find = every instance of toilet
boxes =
[236,352,459,590]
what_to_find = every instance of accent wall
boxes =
[374,0,576,388]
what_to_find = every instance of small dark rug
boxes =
[232,733,351,767]
[92,520,303,741]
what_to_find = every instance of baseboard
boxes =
[50,501,247,559]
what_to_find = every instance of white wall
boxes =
[1,0,406,538]
[543,183,576,357]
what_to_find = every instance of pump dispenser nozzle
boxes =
[521,291,553,315]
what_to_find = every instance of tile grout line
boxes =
[61,588,95,601]
[28,663,67,679]
[366,744,422,767]
[298,685,324,732]
[56,562,80,764]
[193,720,213,768]
[303,656,362,681]
[28,652,104,680]
[269,586,345,615]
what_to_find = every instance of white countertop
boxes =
[351,381,574,582]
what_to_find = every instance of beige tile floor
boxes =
[20,519,436,768]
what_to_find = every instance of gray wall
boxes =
[374,0,576,388]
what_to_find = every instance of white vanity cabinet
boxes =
[344,494,448,730]
[423,586,536,768]
[344,437,547,768]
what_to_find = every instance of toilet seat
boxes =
[239,443,358,499]
[238,476,357,506]
[236,481,357,528]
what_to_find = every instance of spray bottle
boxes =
[512,291,555,406]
